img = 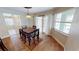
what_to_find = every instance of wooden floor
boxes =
[2,34,64,51]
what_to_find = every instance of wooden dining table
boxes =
[23,27,35,34]
[22,27,39,46]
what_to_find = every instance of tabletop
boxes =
[23,27,36,33]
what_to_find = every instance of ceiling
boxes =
[0,7,53,14]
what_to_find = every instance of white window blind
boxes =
[4,18,14,26]
[54,8,75,34]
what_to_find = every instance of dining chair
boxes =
[26,33,31,46]
[21,31,27,43]
[35,29,39,42]
[0,37,8,51]
[32,25,36,29]
[19,28,32,45]
[19,29,26,43]
[30,32,36,44]
[24,26,27,29]
[22,25,27,29]
[19,29,22,38]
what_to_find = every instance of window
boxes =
[63,23,71,33]
[55,13,62,22]
[54,8,75,34]
[35,17,42,33]
[55,23,60,30]
[3,13,12,17]
[43,15,49,33]
[8,29,16,35]
[4,18,14,25]
[3,13,14,26]
[35,14,53,34]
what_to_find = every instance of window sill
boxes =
[54,28,69,37]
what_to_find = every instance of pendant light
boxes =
[24,7,32,18]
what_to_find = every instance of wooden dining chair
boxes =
[22,25,27,29]
[24,26,27,29]
[21,31,27,43]
[19,29,26,43]
[19,29,32,45]
[35,29,39,42]
[26,33,31,46]
[19,29,22,38]
[0,37,8,51]
[32,25,36,29]
[30,32,36,44]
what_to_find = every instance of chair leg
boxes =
[2,42,8,50]
[33,37,35,44]
[0,46,5,51]
[0,44,8,51]
[28,37,31,46]
[24,36,26,43]
[37,36,39,42]
[22,35,26,43]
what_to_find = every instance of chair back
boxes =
[32,25,36,29]
[19,29,22,35]
[22,25,27,29]
[24,26,27,29]
[30,31,35,38]
[35,29,39,36]
[0,37,2,44]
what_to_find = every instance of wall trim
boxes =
[51,34,64,48]
[1,35,10,39]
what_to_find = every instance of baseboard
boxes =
[51,34,64,48]
[1,35,10,39]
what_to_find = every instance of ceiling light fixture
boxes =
[24,7,32,18]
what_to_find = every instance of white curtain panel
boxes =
[35,17,42,33]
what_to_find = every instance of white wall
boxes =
[51,29,68,47]
[65,8,79,51]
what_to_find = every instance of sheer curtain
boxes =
[3,13,21,35]
[43,14,53,35]
[35,14,53,35]
[35,16,42,33]
[43,15,49,34]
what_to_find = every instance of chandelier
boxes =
[24,7,32,18]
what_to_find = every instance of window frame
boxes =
[4,17,14,26]
[54,8,75,35]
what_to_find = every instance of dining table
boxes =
[23,27,35,34]
[23,27,39,46]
